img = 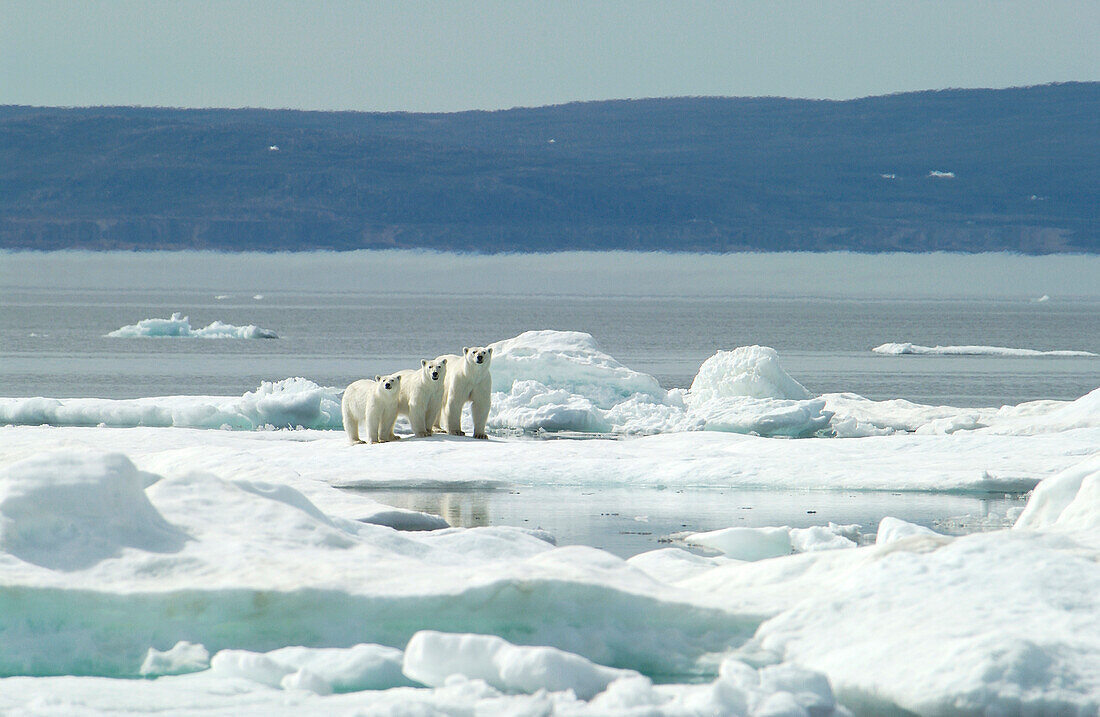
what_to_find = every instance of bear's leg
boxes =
[444,394,466,436]
[366,409,380,444]
[409,403,429,438]
[343,401,363,444]
[426,394,444,434]
[471,387,490,440]
[380,405,400,442]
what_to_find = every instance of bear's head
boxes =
[373,373,402,395]
[421,357,448,382]
[463,346,492,370]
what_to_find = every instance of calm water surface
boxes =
[2,287,1097,405]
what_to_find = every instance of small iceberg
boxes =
[107,313,279,339]
[872,342,1096,357]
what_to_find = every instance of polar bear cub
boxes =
[342,373,402,444]
[396,357,448,437]
[438,346,493,439]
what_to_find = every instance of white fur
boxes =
[438,346,493,439]
[396,357,448,437]
[341,373,402,444]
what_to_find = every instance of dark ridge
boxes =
[2,83,1098,253]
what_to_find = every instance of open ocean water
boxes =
[2,287,1098,406]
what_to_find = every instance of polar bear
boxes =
[341,374,402,444]
[438,346,493,439]
[396,357,448,437]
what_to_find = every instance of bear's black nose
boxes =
[431,372,438,379]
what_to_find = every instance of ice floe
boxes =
[107,312,279,339]
[0,448,1097,714]
[6,330,1099,440]
[872,341,1097,357]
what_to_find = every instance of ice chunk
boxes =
[279,668,332,694]
[689,346,813,401]
[209,649,294,688]
[875,517,941,545]
[691,396,832,438]
[139,641,209,676]
[489,330,666,408]
[1014,455,1100,534]
[0,452,187,570]
[267,644,413,692]
[402,631,638,699]
[107,312,278,339]
[490,380,612,433]
[685,527,794,561]
[0,377,343,430]
[789,526,857,552]
[872,342,1095,357]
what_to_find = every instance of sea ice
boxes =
[872,341,1096,357]
[5,331,1098,440]
[402,630,639,699]
[684,524,857,560]
[0,445,1098,713]
[107,312,279,339]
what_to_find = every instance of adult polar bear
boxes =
[342,373,402,444]
[438,346,493,439]
[396,357,448,437]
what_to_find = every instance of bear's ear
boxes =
[421,359,428,367]
[375,375,382,382]
[440,357,447,364]
[463,347,470,355]
[487,347,493,355]
[393,375,400,382]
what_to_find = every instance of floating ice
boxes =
[490,330,666,407]
[139,641,209,677]
[689,346,812,402]
[0,377,342,430]
[685,523,857,561]
[875,516,941,545]
[2,331,1098,442]
[107,312,278,339]
[872,341,1096,357]
[403,631,639,699]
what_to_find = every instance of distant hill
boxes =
[2,83,1098,253]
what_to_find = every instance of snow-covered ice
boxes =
[107,312,279,339]
[9,330,1099,441]
[0,443,1098,713]
[872,341,1097,357]
[2,329,1100,714]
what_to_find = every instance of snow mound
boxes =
[485,333,828,437]
[685,524,857,561]
[875,516,941,545]
[107,312,279,339]
[402,631,639,700]
[0,452,187,570]
[140,641,209,676]
[210,645,411,695]
[872,342,1096,357]
[689,346,813,401]
[490,330,666,408]
[0,377,343,430]
[824,387,1100,437]
[749,527,1100,715]
[1014,455,1100,535]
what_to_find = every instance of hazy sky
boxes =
[3,1,1098,112]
